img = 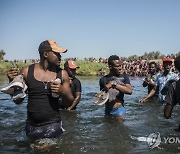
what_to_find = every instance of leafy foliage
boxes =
[0,50,5,60]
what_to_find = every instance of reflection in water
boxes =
[0,74,179,153]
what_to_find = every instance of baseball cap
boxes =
[163,57,173,63]
[38,40,67,53]
[66,60,79,69]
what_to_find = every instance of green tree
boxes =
[175,51,180,57]
[0,50,6,60]
[153,51,160,59]
[128,55,139,60]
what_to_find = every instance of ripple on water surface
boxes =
[0,75,180,153]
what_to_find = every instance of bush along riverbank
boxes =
[0,61,31,74]
[0,61,108,76]
[74,60,108,76]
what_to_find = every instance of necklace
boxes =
[42,81,49,89]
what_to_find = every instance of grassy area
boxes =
[0,61,108,76]
[0,61,31,73]
[74,60,108,76]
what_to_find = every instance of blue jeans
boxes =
[105,105,126,116]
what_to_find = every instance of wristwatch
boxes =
[112,82,117,89]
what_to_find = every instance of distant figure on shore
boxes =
[59,60,81,110]
[99,55,132,121]
[6,40,74,140]
[139,61,159,103]
[139,56,179,103]
[164,55,180,132]
[97,68,106,76]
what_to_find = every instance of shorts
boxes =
[105,105,126,116]
[25,121,64,139]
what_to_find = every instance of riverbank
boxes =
[0,61,108,76]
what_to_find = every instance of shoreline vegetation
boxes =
[1,51,180,76]
[0,58,170,76]
[0,60,109,76]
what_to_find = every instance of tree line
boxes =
[121,51,180,61]
[0,49,180,61]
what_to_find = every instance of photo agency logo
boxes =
[131,132,180,149]
[147,132,180,149]
[147,132,161,149]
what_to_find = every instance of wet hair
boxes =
[174,55,180,72]
[149,61,157,68]
[108,55,119,66]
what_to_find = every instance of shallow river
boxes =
[0,74,179,153]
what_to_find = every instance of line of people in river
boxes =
[139,56,179,103]
[138,55,180,132]
[5,40,180,142]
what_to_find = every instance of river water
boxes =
[0,74,179,153]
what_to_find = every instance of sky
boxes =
[0,0,180,60]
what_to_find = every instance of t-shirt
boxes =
[99,74,130,103]
[71,78,81,97]
[155,72,179,102]
[59,77,81,110]
[165,79,180,106]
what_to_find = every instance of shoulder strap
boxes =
[57,68,63,85]
[27,64,35,81]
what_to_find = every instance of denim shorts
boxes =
[25,121,64,139]
[105,105,126,116]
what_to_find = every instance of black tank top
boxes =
[26,64,62,126]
